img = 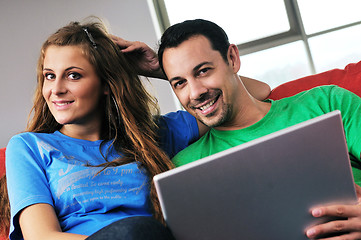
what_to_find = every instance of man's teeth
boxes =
[199,99,216,111]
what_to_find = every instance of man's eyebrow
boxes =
[169,76,183,83]
[192,61,212,73]
[169,61,212,83]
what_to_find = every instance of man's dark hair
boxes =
[158,19,230,72]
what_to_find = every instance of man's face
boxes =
[162,35,241,128]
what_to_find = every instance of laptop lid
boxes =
[154,110,357,240]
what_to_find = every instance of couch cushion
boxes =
[0,148,5,178]
[268,61,361,100]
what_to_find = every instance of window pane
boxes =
[239,41,312,89]
[163,0,290,44]
[297,0,361,34]
[309,24,361,73]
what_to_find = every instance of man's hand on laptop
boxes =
[306,183,361,239]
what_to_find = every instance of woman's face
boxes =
[42,45,107,128]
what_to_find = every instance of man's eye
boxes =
[198,68,210,76]
[173,79,186,88]
[44,73,55,80]
[68,72,82,80]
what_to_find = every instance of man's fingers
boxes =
[312,205,361,218]
[110,35,133,50]
[121,45,139,53]
[306,218,361,239]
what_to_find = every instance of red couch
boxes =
[0,61,360,239]
[0,149,5,179]
[0,148,7,240]
[268,61,361,100]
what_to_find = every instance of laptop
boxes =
[154,110,357,240]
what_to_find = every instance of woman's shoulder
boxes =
[6,132,66,152]
[9,131,56,143]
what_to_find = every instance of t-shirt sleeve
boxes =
[328,86,361,184]
[6,134,54,239]
[329,86,361,159]
[157,111,199,159]
[171,142,199,167]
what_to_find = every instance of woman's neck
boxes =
[59,123,102,141]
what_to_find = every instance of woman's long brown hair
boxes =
[26,18,174,222]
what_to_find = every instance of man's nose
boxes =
[188,79,208,100]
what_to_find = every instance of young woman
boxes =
[4,18,270,240]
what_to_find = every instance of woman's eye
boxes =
[68,72,82,80]
[44,73,55,80]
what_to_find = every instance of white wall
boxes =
[0,0,179,147]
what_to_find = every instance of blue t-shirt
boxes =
[6,111,198,239]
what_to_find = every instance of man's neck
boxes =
[214,98,271,131]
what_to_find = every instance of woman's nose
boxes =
[51,79,67,95]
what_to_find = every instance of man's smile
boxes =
[190,90,222,116]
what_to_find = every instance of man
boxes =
[158,19,361,239]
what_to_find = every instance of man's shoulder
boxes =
[294,85,346,97]
[296,85,357,102]
[272,85,345,106]
[172,138,205,167]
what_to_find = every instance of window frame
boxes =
[152,0,361,75]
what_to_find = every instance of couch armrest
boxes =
[0,148,5,179]
[268,61,361,100]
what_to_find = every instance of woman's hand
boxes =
[111,35,166,79]
[306,184,361,239]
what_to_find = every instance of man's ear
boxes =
[228,44,241,73]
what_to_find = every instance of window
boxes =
[158,0,290,44]
[152,0,361,88]
[298,0,361,35]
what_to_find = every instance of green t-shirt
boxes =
[173,86,361,184]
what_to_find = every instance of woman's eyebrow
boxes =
[42,66,84,71]
[65,66,84,71]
